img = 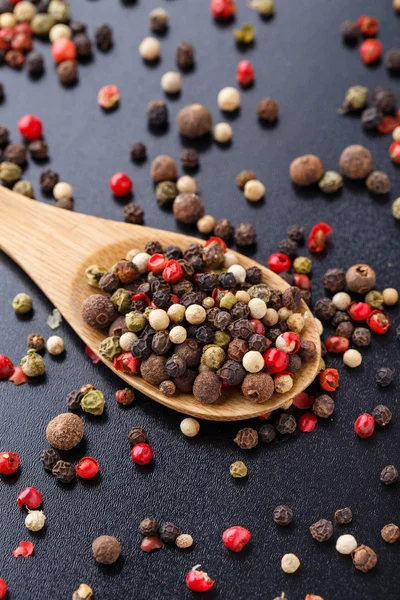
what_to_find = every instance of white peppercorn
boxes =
[248,298,267,319]
[242,350,264,373]
[14,1,36,22]
[132,252,150,274]
[0,13,16,28]
[176,533,193,548]
[49,23,71,42]
[180,417,200,437]
[169,325,187,344]
[263,308,279,326]
[278,307,292,321]
[213,122,232,143]
[224,251,239,268]
[343,349,362,368]
[161,71,181,94]
[197,215,215,234]
[53,182,73,201]
[336,534,358,555]
[393,126,400,141]
[168,304,186,323]
[139,37,161,61]
[218,86,241,111]
[25,510,46,531]
[228,264,246,284]
[332,292,351,310]
[281,553,300,573]
[392,198,400,219]
[46,335,65,355]
[72,584,93,600]
[185,304,206,324]
[177,175,197,194]
[244,179,265,202]
[382,288,398,305]
[236,290,250,304]
[149,309,170,331]
[274,373,293,393]
[120,331,137,352]
[287,313,304,333]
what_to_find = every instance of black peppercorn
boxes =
[331,310,350,327]
[310,519,333,542]
[375,367,393,387]
[183,243,204,270]
[165,245,182,260]
[217,359,246,386]
[245,266,262,285]
[41,448,61,471]
[95,24,113,52]
[323,268,346,292]
[340,20,360,42]
[145,242,164,257]
[131,337,152,360]
[70,22,87,36]
[282,286,301,310]
[0,125,9,146]
[267,327,281,343]
[352,327,371,347]
[197,272,218,292]
[267,290,282,310]
[159,522,180,543]
[334,507,352,524]
[287,354,302,373]
[315,298,336,321]
[173,279,193,297]
[278,238,297,258]
[139,518,159,536]
[175,339,201,368]
[176,41,194,69]
[372,404,392,427]
[258,424,276,443]
[74,33,92,60]
[234,427,258,449]
[275,413,297,435]
[336,321,354,338]
[57,60,78,85]
[280,273,295,286]
[380,465,398,485]
[27,333,45,352]
[273,505,293,526]
[231,303,250,321]
[152,290,170,309]
[29,140,49,161]
[40,168,59,193]
[166,354,186,378]
[5,143,26,166]
[298,340,316,362]
[130,142,147,162]
[385,48,400,72]
[227,338,248,362]
[147,100,168,128]
[194,325,215,345]
[248,333,268,353]
[123,203,144,224]
[361,107,383,130]
[26,51,44,76]
[128,426,147,446]
[372,86,397,114]
[234,222,257,246]
[67,389,84,411]
[214,218,234,241]
[52,460,76,484]
[287,224,304,243]
[203,243,225,269]
[228,318,255,340]
[98,273,120,294]
[181,148,199,169]
[214,311,231,331]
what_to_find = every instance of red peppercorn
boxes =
[115,388,135,405]
[162,259,183,283]
[293,392,314,409]
[324,336,350,353]
[51,38,77,63]
[14,23,33,35]
[76,456,99,479]
[360,39,382,64]
[298,413,318,432]
[367,310,390,334]
[131,443,153,465]
[347,301,372,321]
[18,114,43,141]
[0,354,14,379]
[222,526,251,552]
[210,0,236,20]
[308,222,332,253]
[0,452,20,475]
[186,566,214,593]
[276,331,300,354]
[258,412,272,420]
[11,32,33,52]
[85,345,100,364]
[319,368,339,392]
[293,273,312,290]
[263,348,289,373]
[12,540,34,558]
[236,60,255,87]
[148,253,167,274]
[113,353,141,374]
[377,116,400,135]
[16,486,43,509]
[98,84,120,110]
[354,413,375,438]
[204,236,227,250]
[132,292,151,306]
[267,252,291,274]
[8,366,28,386]
[0,578,7,599]
[389,141,400,164]
[170,294,180,304]
[0,29,13,50]
[357,15,379,37]
[110,172,133,196]
[249,319,266,336]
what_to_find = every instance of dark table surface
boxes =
[0,0,400,598]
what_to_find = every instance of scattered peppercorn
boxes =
[147,100,168,128]
[52,460,76,483]
[380,465,398,485]
[124,203,144,224]
[159,522,180,543]
[309,519,333,542]
[234,427,258,449]
[40,168,59,193]
[181,148,199,169]
[289,154,324,186]
[366,171,391,195]
[352,545,377,572]
[361,107,383,130]
[256,97,278,122]
[41,448,61,471]
[339,145,373,180]
[95,24,113,52]
[273,505,293,526]
[381,524,400,544]
[334,507,352,524]
[177,103,212,138]
[372,404,392,427]
[130,142,147,162]
[46,413,84,450]
[92,535,121,564]
[275,413,297,435]
[176,41,195,69]
[230,460,248,478]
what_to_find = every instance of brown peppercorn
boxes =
[339,145,373,180]
[203,243,224,270]
[181,148,199,169]
[375,367,393,387]
[92,536,121,565]
[352,327,371,347]
[273,505,293,526]
[152,331,172,355]
[130,142,147,162]
[95,24,113,52]
[176,41,194,69]
[193,371,221,403]
[385,48,400,72]
[150,154,177,183]
[57,60,78,85]
[114,260,138,284]
[55,197,73,210]
[278,238,297,258]
[234,222,257,246]
[256,97,278,122]
[372,404,392,427]
[309,519,333,542]
[282,286,301,310]
[234,427,258,449]
[258,424,276,443]
[315,298,336,321]
[289,154,324,186]
[124,203,144,224]
[52,460,76,484]
[128,426,147,446]
[5,49,24,69]
[275,413,297,435]
[323,268,346,293]
[248,333,268,353]
[214,218,234,241]
[29,140,48,161]
[380,465,398,485]
[139,518,159,536]
[159,380,176,396]
[26,51,44,76]
[70,22,87,35]
[100,274,121,296]
[175,339,201,368]
[352,545,377,572]
[241,372,274,403]
[346,264,376,294]
[381,524,400,544]
[66,389,84,411]
[372,86,397,114]
[217,360,246,386]
[5,143,26,165]
[140,354,168,386]
[336,321,354,338]
[287,354,302,373]
[298,340,317,362]
[74,33,92,60]
[40,168,59,193]
[334,507,352,524]
[82,294,117,329]
[173,193,205,224]
[287,224,304,243]
[27,333,45,352]
[366,171,391,195]
[46,413,84,450]
[236,169,256,189]
[159,522,180,543]
[147,100,168,129]
[41,448,61,471]
[331,311,349,327]
[227,338,248,362]
[174,368,196,393]
[176,103,212,138]
[341,20,360,42]
[313,394,334,418]
[246,266,262,285]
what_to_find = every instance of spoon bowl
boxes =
[0,187,321,420]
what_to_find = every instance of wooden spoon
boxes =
[0,187,321,421]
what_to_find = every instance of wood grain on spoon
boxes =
[0,187,321,420]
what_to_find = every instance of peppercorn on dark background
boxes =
[0,0,400,598]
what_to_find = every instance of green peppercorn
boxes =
[220,292,237,310]
[230,460,248,478]
[0,161,22,183]
[234,24,256,44]
[111,288,133,314]
[318,171,343,193]
[365,290,384,309]
[99,336,121,360]
[247,284,271,302]
[293,256,312,274]
[214,330,231,348]
[81,390,105,416]
[201,345,225,369]
[248,0,275,16]
[20,349,45,377]
[12,292,32,314]
[85,265,108,288]
[31,14,56,36]
[13,180,34,198]
[155,181,177,207]
[48,0,70,22]
[340,85,369,113]
[125,311,146,332]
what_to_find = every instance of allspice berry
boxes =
[193,371,221,403]
[140,354,168,386]
[289,154,324,186]
[46,413,84,450]
[241,372,274,403]
[92,535,121,565]
[339,145,373,180]
[346,264,376,294]
[81,294,117,329]
[176,103,212,138]
[150,154,177,183]
[173,193,205,224]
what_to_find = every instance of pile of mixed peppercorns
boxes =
[341,13,400,68]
